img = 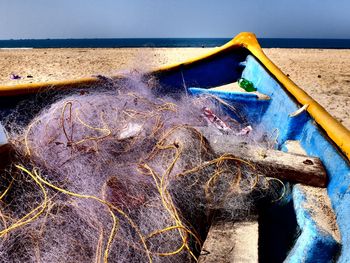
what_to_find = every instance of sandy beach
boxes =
[0,47,349,129]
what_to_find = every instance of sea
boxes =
[0,38,350,49]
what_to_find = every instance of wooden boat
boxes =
[0,32,349,262]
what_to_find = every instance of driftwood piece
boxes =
[197,127,327,187]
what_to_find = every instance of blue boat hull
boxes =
[151,39,350,262]
[0,32,349,262]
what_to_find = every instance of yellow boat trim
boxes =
[0,75,125,96]
[237,33,350,161]
[0,32,349,160]
[150,32,350,161]
[0,77,99,96]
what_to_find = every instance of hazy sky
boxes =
[1,0,349,39]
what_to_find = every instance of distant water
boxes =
[0,38,350,49]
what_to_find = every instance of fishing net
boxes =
[0,74,275,262]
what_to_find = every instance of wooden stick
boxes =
[197,127,327,187]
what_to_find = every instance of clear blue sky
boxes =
[1,0,349,39]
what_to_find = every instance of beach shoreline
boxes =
[0,47,349,129]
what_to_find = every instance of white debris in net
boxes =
[202,107,253,136]
[236,125,253,136]
[0,123,7,145]
[118,123,143,140]
[202,107,232,132]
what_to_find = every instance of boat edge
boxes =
[150,32,350,161]
[0,32,349,160]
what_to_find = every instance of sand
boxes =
[0,47,349,129]
[264,49,350,130]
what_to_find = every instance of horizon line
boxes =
[1,37,350,41]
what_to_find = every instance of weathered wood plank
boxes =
[198,220,259,263]
[197,127,327,187]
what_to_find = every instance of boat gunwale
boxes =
[150,32,350,162]
[0,32,349,161]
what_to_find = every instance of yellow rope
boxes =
[144,127,203,260]
[0,166,47,237]
[0,176,15,200]
[268,177,286,203]
[14,97,268,262]
[103,209,118,263]
[178,153,255,178]
[74,109,112,145]
[141,151,199,260]
[24,117,41,156]
[14,165,152,263]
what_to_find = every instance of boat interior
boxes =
[0,33,349,262]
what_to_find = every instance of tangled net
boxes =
[0,75,276,262]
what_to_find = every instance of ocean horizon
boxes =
[0,38,350,49]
